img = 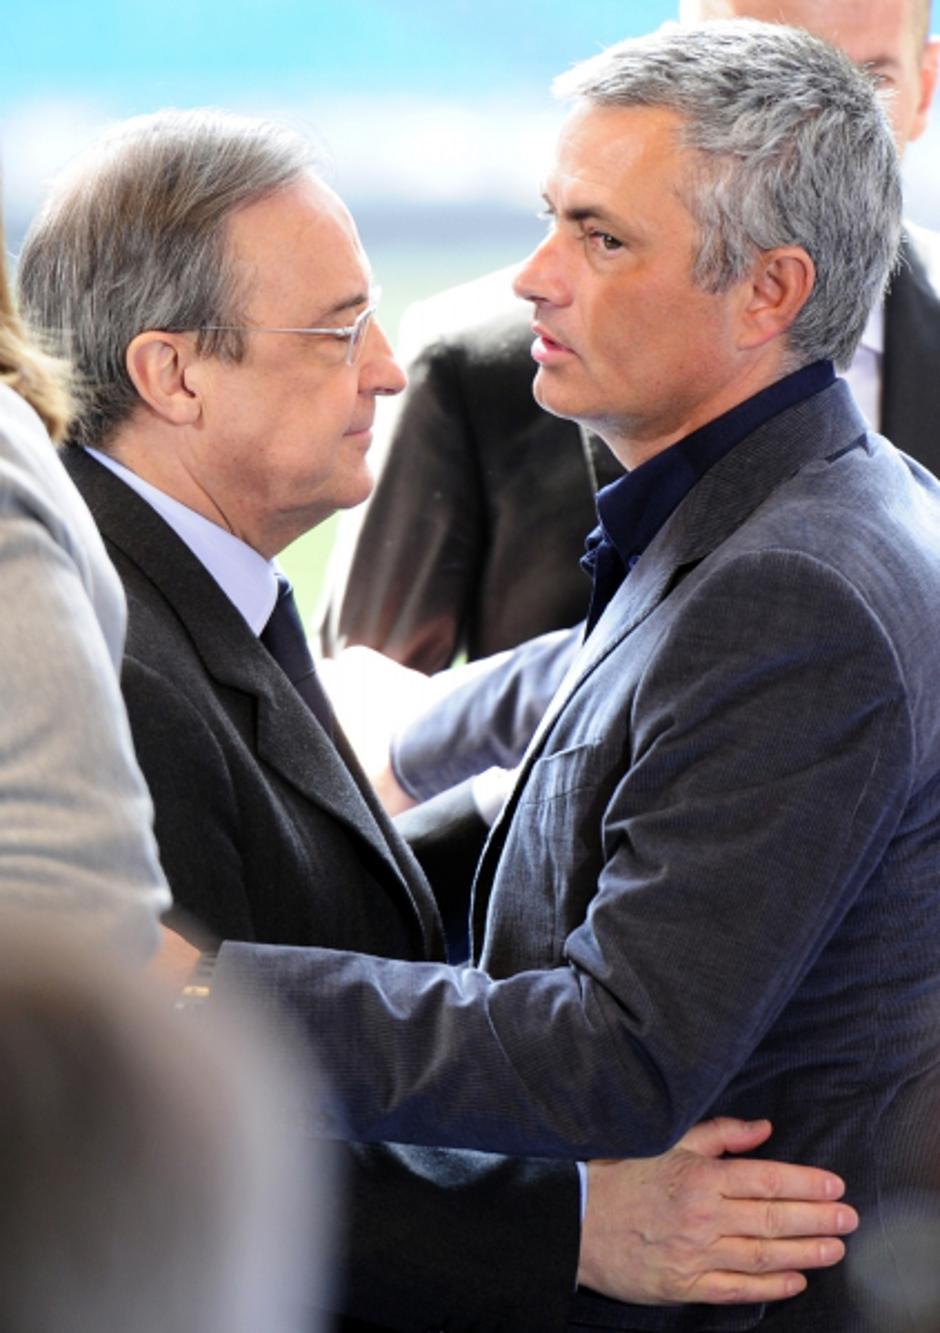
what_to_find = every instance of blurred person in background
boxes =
[318,0,940,675]
[0,209,168,955]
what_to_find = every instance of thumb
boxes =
[675,1116,773,1159]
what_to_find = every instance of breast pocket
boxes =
[495,740,611,961]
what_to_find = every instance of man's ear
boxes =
[737,247,815,351]
[125,331,203,426]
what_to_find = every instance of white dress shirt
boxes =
[86,448,279,632]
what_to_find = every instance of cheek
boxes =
[890,86,924,145]
[300,374,359,434]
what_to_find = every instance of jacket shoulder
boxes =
[904,221,940,295]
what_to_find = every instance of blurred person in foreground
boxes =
[0,911,319,1333]
[0,201,321,1328]
[0,210,168,954]
[165,22,940,1333]
[19,107,858,1331]
[318,0,940,674]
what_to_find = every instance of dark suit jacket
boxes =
[223,381,940,1331]
[318,228,940,673]
[64,447,580,1333]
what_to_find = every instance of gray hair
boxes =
[17,108,317,447]
[554,20,903,370]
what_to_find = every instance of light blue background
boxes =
[2,0,936,607]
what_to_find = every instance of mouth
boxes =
[530,323,576,365]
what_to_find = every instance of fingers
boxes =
[717,1156,846,1202]
[689,1240,844,1305]
[719,1198,858,1241]
[689,1269,808,1304]
[715,1234,846,1274]
[676,1116,773,1158]
[689,1235,848,1305]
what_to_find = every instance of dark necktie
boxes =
[260,576,334,735]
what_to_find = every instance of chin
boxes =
[532,376,566,420]
[338,468,375,512]
[532,379,589,426]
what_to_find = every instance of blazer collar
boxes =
[471,378,871,947]
[518,378,868,771]
[65,447,442,957]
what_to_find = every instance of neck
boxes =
[605,347,790,470]
[107,421,253,546]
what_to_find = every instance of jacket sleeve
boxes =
[391,626,582,801]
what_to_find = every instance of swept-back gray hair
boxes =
[18,108,316,447]
[554,20,903,370]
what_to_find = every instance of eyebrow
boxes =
[313,289,372,323]
[861,54,904,75]
[541,191,632,235]
[566,204,625,228]
[544,189,637,238]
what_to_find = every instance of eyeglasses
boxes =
[198,287,382,365]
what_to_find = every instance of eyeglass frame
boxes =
[194,287,382,365]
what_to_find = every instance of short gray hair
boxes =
[554,20,903,370]
[17,108,316,447]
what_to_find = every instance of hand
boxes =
[148,924,202,992]
[372,761,418,815]
[319,647,429,809]
[577,1117,858,1306]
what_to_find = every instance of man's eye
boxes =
[863,62,895,91]
[588,229,623,252]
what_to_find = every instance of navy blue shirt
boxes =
[580,360,836,635]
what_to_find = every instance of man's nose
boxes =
[361,320,407,397]
[512,231,570,307]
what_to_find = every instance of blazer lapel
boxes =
[471,379,871,947]
[252,689,443,958]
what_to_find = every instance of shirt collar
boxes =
[86,447,279,634]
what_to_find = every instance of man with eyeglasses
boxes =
[18,108,858,1332]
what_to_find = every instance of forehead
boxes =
[684,0,922,62]
[225,173,369,313]
[550,103,690,202]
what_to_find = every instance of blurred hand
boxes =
[319,646,430,801]
[578,1117,857,1305]
[148,924,201,992]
